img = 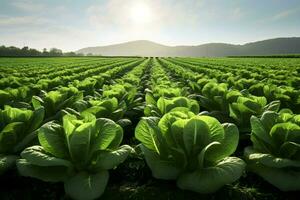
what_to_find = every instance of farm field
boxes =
[0,57,300,200]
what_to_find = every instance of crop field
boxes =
[0,57,300,200]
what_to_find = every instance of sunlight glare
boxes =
[129,2,153,24]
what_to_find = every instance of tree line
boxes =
[0,45,86,57]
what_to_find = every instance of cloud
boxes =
[272,7,300,20]
[256,6,300,25]
[11,0,45,12]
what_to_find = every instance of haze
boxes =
[0,0,299,51]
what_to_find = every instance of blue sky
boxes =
[0,0,299,51]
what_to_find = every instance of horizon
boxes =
[79,37,300,49]
[1,0,300,51]
[1,37,300,52]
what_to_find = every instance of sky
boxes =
[0,0,300,51]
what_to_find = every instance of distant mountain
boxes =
[76,37,300,57]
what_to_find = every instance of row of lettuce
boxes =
[0,58,151,200]
[170,57,300,89]
[1,99,299,199]
[159,58,300,113]
[0,58,143,104]
[0,57,299,199]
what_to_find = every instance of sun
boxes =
[129,2,153,24]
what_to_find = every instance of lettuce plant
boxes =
[198,82,229,112]
[1,86,33,107]
[0,106,44,174]
[152,86,186,98]
[144,95,199,117]
[17,114,133,200]
[229,96,280,133]
[244,110,300,191]
[36,77,65,91]
[102,83,144,118]
[197,82,242,122]
[0,90,12,108]
[188,78,213,93]
[32,87,83,121]
[135,110,245,193]
[70,78,97,96]
[103,83,138,104]
[74,97,131,127]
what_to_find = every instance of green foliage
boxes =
[0,106,44,174]
[32,87,83,120]
[1,56,300,197]
[74,97,131,127]
[0,87,34,107]
[144,95,200,117]
[70,78,98,95]
[135,110,245,193]
[229,96,280,133]
[197,81,242,122]
[102,83,144,118]
[244,110,300,191]
[17,114,133,200]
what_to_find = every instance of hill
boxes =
[76,37,300,57]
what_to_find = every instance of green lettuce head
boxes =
[0,106,44,174]
[229,96,280,133]
[244,110,300,191]
[135,110,245,193]
[17,114,133,200]
[144,96,199,117]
